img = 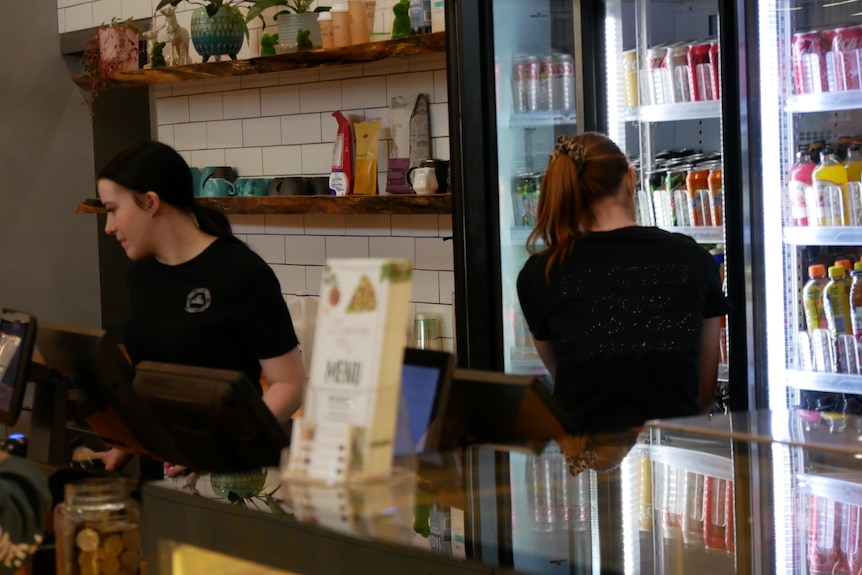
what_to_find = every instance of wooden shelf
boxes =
[72,32,446,91]
[77,194,452,215]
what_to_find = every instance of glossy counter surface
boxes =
[141,410,862,575]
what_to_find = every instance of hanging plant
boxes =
[81,17,143,118]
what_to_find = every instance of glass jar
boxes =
[54,478,141,575]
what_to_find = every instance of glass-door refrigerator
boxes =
[755,2,862,574]
[757,0,862,419]
[446,0,602,377]
[444,0,753,571]
[447,0,753,414]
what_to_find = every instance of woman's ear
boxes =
[143,191,161,215]
[627,166,637,197]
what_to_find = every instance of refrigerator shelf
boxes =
[649,444,733,480]
[783,227,862,246]
[785,369,862,394]
[658,225,724,244]
[507,110,578,128]
[636,100,722,123]
[785,90,862,114]
[798,473,862,504]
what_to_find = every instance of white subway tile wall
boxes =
[60,1,455,351]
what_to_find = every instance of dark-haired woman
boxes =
[95,140,305,475]
[517,133,729,432]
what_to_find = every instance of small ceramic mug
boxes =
[407,166,439,195]
[200,178,236,197]
[235,177,269,197]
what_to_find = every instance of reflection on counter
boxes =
[140,412,862,575]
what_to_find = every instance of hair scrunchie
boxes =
[549,135,587,173]
[564,438,598,477]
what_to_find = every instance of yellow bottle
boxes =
[813,146,849,226]
[846,144,862,183]
[824,265,852,336]
[802,264,828,335]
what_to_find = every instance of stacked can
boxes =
[513,54,540,112]
[529,52,577,112]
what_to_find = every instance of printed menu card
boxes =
[284,258,413,483]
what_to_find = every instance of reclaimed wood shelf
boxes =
[72,32,446,91]
[76,194,452,215]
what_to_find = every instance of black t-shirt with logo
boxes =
[517,226,730,432]
[124,237,299,394]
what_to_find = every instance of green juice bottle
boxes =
[824,265,852,337]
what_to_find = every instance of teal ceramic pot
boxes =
[191,6,245,63]
[210,469,267,500]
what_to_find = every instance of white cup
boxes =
[408,166,439,195]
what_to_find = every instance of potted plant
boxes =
[246,1,328,52]
[80,17,143,117]
[155,0,254,62]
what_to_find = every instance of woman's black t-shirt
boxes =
[124,237,299,394]
[517,227,730,431]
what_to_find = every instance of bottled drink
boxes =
[837,258,853,275]
[788,145,816,226]
[846,144,862,181]
[685,166,711,226]
[803,264,829,335]
[708,164,723,226]
[824,265,852,337]
[812,146,849,225]
[851,267,862,344]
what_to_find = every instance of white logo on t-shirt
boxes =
[185,288,212,313]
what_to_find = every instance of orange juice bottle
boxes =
[812,146,849,225]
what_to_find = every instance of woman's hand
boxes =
[164,462,192,478]
[93,448,132,472]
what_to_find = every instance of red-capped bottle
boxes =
[789,145,816,226]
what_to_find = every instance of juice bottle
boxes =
[708,164,723,226]
[824,265,852,337]
[836,258,853,275]
[788,145,815,226]
[812,146,849,226]
[846,144,862,183]
[851,266,862,343]
[803,264,829,335]
[685,165,711,226]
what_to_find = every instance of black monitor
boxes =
[393,348,455,456]
[132,361,291,472]
[0,310,37,426]
[33,322,188,465]
[438,368,579,451]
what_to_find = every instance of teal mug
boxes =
[190,167,203,197]
[200,178,236,197]
[235,177,269,197]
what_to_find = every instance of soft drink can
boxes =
[647,44,671,104]
[833,25,862,91]
[622,49,639,106]
[709,41,720,99]
[554,52,576,111]
[688,41,714,101]
[667,42,691,103]
[793,30,829,94]
[539,55,555,110]
[513,54,540,112]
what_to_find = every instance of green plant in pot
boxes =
[80,17,143,117]
[246,0,329,52]
[155,0,254,62]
